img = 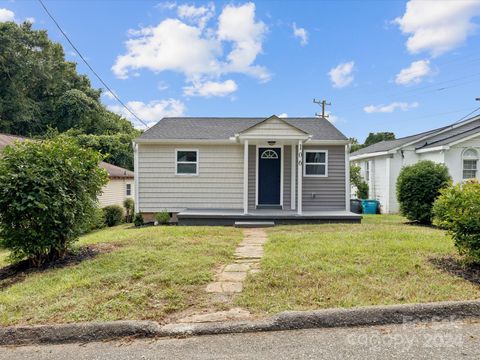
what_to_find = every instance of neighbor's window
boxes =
[176,149,198,175]
[126,183,131,196]
[304,150,328,176]
[463,148,478,180]
[365,161,370,181]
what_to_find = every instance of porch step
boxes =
[234,221,275,228]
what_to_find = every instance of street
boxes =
[1,319,479,360]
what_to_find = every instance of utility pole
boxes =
[313,98,331,118]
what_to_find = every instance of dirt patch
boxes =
[0,244,116,290]
[430,256,480,286]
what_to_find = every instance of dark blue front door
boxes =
[258,148,281,205]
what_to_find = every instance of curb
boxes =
[1,300,479,346]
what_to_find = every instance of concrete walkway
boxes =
[206,228,267,294]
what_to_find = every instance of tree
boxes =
[364,132,396,147]
[0,22,136,136]
[0,138,108,266]
[350,164,369,199]
[396,161,451,224]
[349,138,364,153]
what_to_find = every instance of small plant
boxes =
[433,180,480,263]
[133,213,144,227]
[350,164,369,199]
[123,198,135,223]
[155,210,170,225]
[396,160,451,224]
[103,205,124,227]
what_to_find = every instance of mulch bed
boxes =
[430,256,480,286]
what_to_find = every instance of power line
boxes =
[37,0,149,128]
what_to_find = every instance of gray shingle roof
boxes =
[415,117,480,149]
[137,117,347,141]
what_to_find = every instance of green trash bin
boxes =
[361,200,379,214]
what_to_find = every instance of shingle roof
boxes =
[351,114,480,157]
[137,117,348,141]
[0,133,133,179]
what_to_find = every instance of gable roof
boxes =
[351,114,480,158]
[0,133,133,179]
[137,116,347,141]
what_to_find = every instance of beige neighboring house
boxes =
[0,133,134,208]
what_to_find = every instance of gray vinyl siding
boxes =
[248,145,256,210]
[302,145,346,211]
[283,145,292,209]
[138,144,243,212]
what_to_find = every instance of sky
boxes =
[1,0,480,141]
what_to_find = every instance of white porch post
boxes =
[297,140,303,214]
[243,140,249,214]
[291,144,296,210]
[345,144,351,212]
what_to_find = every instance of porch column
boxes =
[297,140,303,215]
[243,140,249,214]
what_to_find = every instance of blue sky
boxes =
[2,0,480,141]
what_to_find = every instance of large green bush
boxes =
[396,161,451,224]
[133,213,144,227]
[433,180,480,263]
[103,205,124,227]
[0,138,107,266]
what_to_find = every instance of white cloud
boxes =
[0,8,15,22]
[395,59,432,85]
[102,90,117,101]
[328,61,355,88]
[156,1,177,10]
[292,23,308,46]
[108,99,185,128]
[277,113,288,118]
[394,0,480,57]
[363,101,419,114]
[184,79,237,97]
[113,2,269,96]
[326,112,339,123]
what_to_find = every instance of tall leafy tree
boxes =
[364,132,396,146]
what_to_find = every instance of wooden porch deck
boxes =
[176,208,362,226]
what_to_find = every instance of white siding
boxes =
[138,144,244,212]
[98,179,134,207]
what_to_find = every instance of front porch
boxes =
[177,208,362,226]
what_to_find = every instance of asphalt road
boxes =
[2,320,479,360]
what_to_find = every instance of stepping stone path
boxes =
[206,228,267,294]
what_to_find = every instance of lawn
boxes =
[237,215,479,313]
[0,225,242,326]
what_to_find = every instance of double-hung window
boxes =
[304,150,328,177]
[463,149,478,180]
[176,149,199,175]
[126,183,132,196]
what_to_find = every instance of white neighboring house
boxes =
[0,133,134,208]
[350,115,480,214]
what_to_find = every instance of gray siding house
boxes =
[134,115,360,225]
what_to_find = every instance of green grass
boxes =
[237,215,480,313]
[0,225,242,326]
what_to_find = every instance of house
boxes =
[350,114,480,213]
[0,133,134,208]
[133,115,361,225]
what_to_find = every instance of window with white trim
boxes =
[126,183,132,196]
[304,150,327,176]
[462,148,478,180]
[176,150,198,175]
[365,161,370,182]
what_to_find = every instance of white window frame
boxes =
[175,149,199,176]
[303,149,328,177]
[126,183,132,196]
[462,148,478,180]
[365,161,370,182]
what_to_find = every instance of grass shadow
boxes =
[0,245,114,291]
[429,256,480,286]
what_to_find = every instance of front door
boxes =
[258,148,281,205]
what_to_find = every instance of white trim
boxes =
[305,140,350,145]
[291,145,296,210]
[345,145,350,211]
[385,156,391,213]
[243,140,249,214]
[133,142,139,212]
[175,148,199,176]
[297,141,303,214]
[135,139,235,144]
[126,183,132,196]
[449,132,480,146]
[462,148,479,180]
[350,151,390,161]
[303,149,328,177]
[255,145,284,207]
[415,146,450,154]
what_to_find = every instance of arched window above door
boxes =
[261,149,279,159]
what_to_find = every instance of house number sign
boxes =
[298,143,303,166]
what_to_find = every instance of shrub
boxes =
[433,180,480,263]
[0,138,107,266]
[133,213,144,227]
[81,207,106,234]
[155,210,170,225]
[123,198,135,223]
[103,205,124,227]
[350,164,369,199]
[396,160,451,224]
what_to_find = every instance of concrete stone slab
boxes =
[221,282,243,293]
[206,282,224,293]
[224,263,250,272]
[217,271,247,282]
